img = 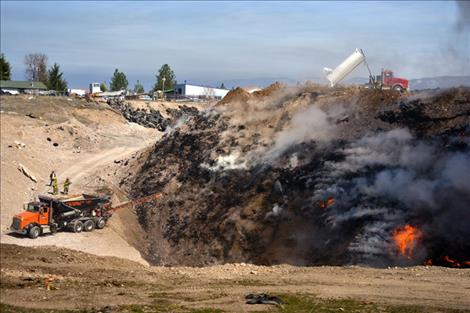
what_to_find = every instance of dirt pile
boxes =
[217,82,285,106]
[127,85,470,267]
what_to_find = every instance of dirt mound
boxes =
[128,86,470,267]
[252,81,284,97]
[217,87,251,105]
[217,82,285,107]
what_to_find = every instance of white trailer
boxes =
[174,83,229,99]
[324,48,369,87]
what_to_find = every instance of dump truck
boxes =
[10,193,161,239]
[324,48,409,91]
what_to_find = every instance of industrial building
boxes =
[173,83,229,99]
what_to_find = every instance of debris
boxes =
[26,113,39,119]
[46,137,52,142]
[245,294,284,305]
[53,143,59,147]
[130,85,470,267]
[13,140,26,149]
[107,99,170,131]
[18,163,38,183]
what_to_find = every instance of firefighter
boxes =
[49,170,56,186]
[63,178,71,195]
[52,176,59,195]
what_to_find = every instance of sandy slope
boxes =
[0,95,157,265]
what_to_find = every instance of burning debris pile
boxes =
[107,99,170,131]
[107,99,200,131]
[129,84,470,267]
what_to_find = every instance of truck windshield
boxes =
[26,204,38,212]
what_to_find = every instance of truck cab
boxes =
[378,69,409,92]
[11,202,52,238]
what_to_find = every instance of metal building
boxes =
[173,83,229,99]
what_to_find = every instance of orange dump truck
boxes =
[10,194,113,239]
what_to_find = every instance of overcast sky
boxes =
[1,1,469,89]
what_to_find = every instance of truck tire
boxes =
[393,85,404,92]
[72,221,83,233]
[28,226,41,239]
[96,218,106,229]
[84,220,95,232]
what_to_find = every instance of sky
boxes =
[1,1,469,90]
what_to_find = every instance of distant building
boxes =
[68,88,87,97]
[173,83,229,99]
[90,82,101,94]
[0,80,47,94]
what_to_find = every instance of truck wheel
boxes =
[50,224,58,234]
[73,221,83,233]
[393,85,404,92]
[96,218,107,229]
[84,220,95,232]
[28,226,41,239]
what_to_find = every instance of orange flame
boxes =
[393,224,422,259]
[442,256,470,268]
[319,197,335,209]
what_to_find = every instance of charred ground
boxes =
[127,85,470,267]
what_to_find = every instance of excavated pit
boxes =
[128,84,470,267]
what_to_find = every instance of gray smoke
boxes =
[313,128,470,264]
[456,0,470,32]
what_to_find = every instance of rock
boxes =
[18,163,37,183]
[14,140,26,149]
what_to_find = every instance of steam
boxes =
[267,106,335,159]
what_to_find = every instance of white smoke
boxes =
[267,105,335,159]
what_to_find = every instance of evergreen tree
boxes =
[153,64,176,92]
[0,54,11,80]
[109,69,128,91]
[100,82,107,92]
[47,63,68,92]
[134,80,145,93]
[219,82,226,89]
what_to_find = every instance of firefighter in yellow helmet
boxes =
[52,176,59,195]
[63,178,71,195]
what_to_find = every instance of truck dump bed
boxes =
[38,194,111,214]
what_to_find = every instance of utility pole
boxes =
[162,77,166,101]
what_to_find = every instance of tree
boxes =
[47,63,68,92]
[24,53,48,84]
[134,80,145,94]
[109,69,128,91]
[219,82,226,89]
[0,54,11,80]
[153,64,176,92]
[100,82,107,92]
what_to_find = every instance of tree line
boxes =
[1,53,212,94]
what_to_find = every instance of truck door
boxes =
[383,71,394,87]
[38,207,49,225]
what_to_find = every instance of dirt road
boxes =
[1,144,152,266]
